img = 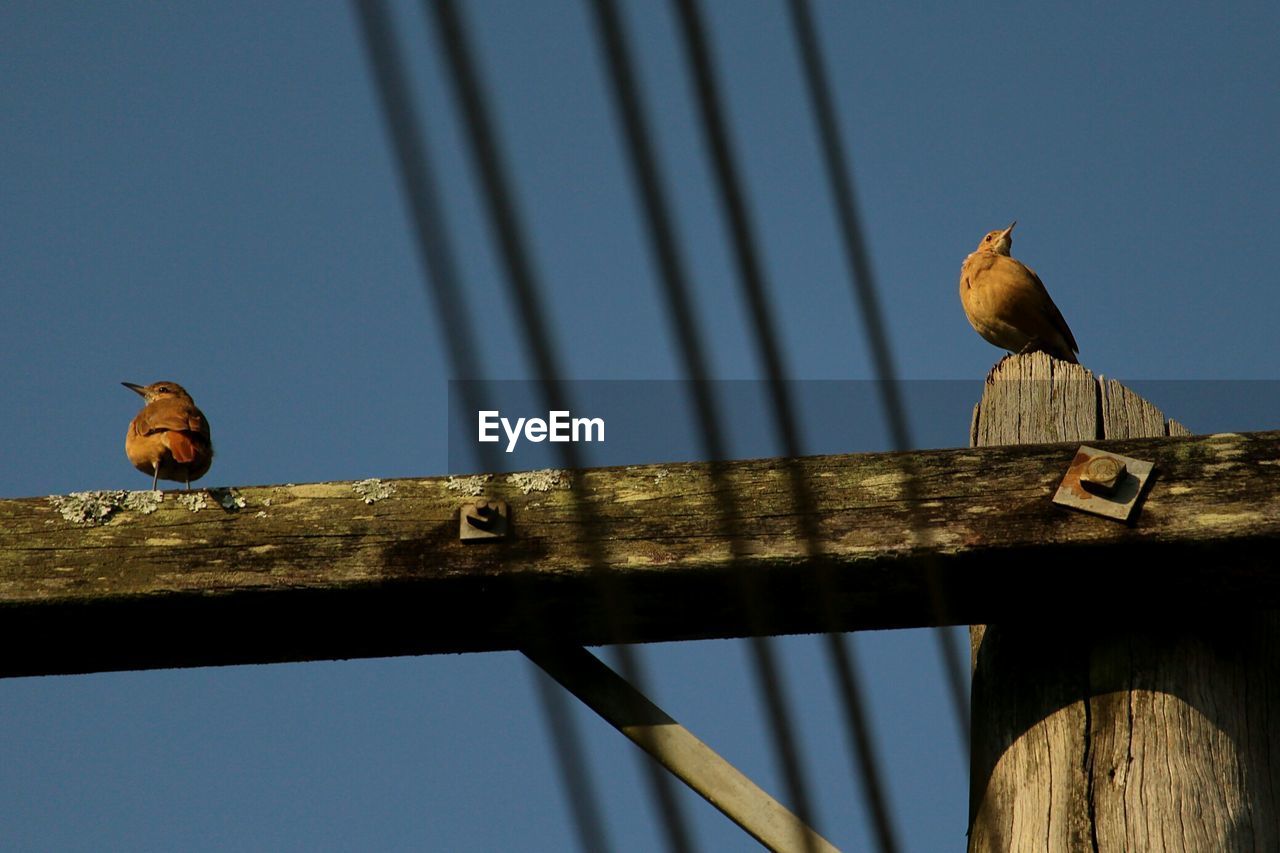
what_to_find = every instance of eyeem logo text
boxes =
[478,410,605,453]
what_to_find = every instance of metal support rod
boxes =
[524,645,841,853]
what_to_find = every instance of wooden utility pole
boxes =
[968,352,1280,851]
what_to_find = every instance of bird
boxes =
[959,221,1079,363]
[122,381,214,491]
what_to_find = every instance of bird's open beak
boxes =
[122,382,146,396]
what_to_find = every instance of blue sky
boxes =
[2,1,1278,850]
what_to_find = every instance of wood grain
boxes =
[3,410,1278,678]
[968,352,1280,852]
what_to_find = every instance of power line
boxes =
[785,0,970,750]
[423,2,697,849]
[349,3,611,850]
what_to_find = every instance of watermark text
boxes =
[478,410,605,453]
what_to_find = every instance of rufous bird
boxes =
[959,221,1079,363]
[123,381,214,491]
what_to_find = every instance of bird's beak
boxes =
[1003,221,1017,236]
[122,382,146,396]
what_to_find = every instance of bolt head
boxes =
[1081,456,1126,494]
[460,499,509,541]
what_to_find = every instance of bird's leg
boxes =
[185,478,191,491]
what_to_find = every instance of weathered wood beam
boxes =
[2,430,1278,677]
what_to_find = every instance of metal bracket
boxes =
[1052,446,1154,522]
[459,499,509,542]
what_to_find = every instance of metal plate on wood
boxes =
[1053,446,1153,522]
[459,500,509,542]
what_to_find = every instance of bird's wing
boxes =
[1021,263,1079,354]
[137,402,210,438]
[185,408,211,438]
[993,257,1079,355]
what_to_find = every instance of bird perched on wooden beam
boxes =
[123,381,214,491]
[959,221,1079,363]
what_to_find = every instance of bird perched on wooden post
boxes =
[959,221,1079,363]
[123,381,214,491]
